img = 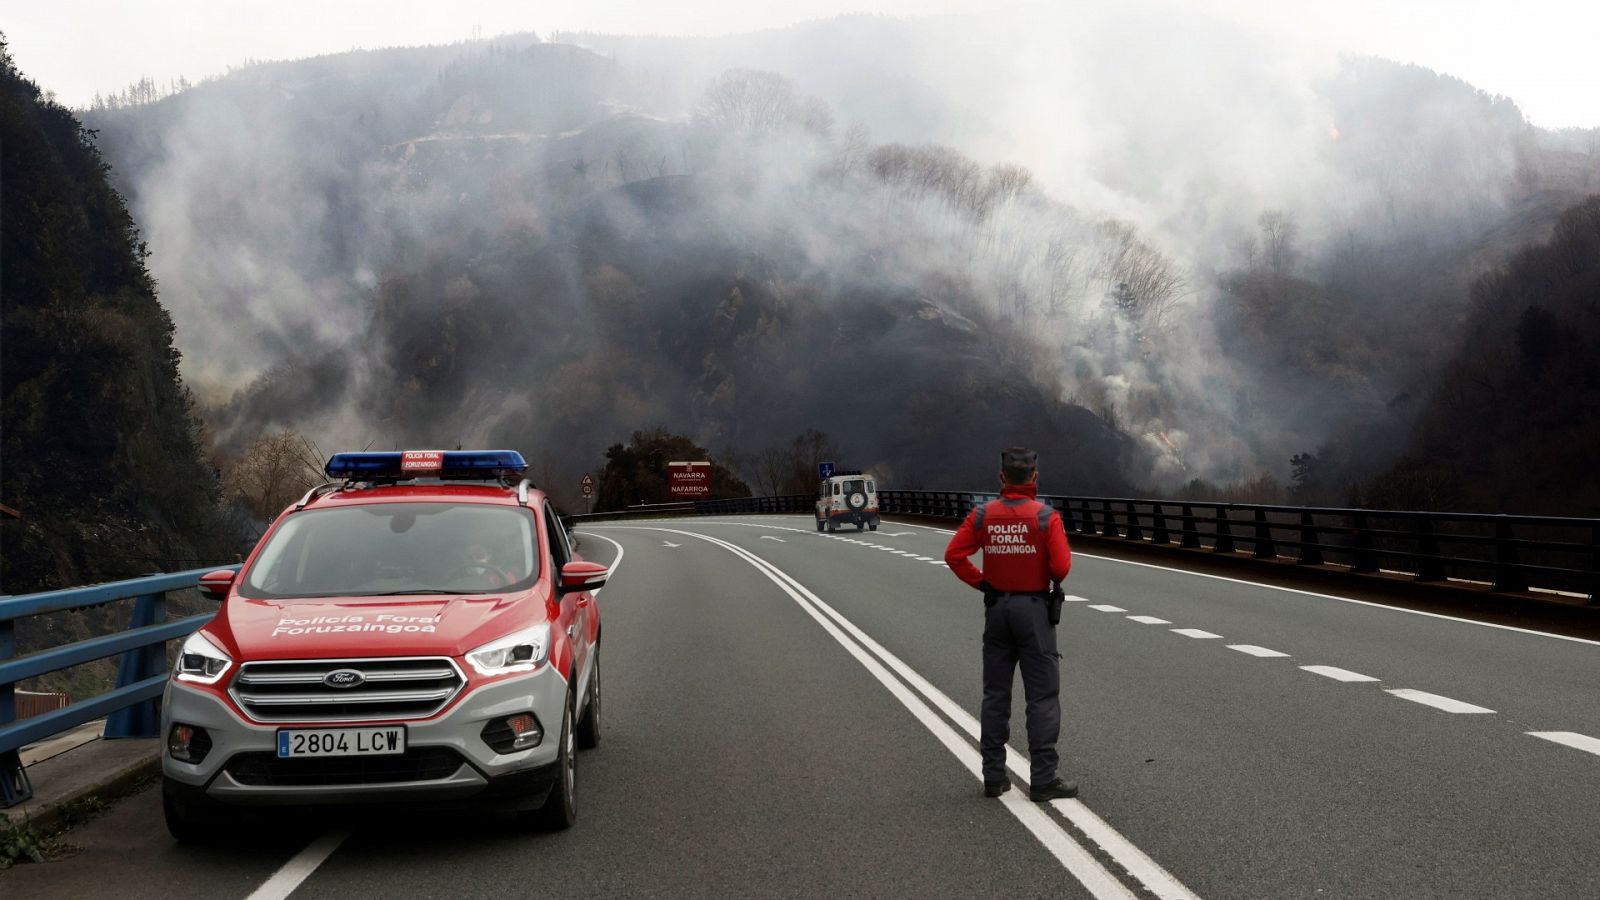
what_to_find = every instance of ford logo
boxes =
[323,669,365,689]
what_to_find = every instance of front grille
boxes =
[225,748,466,786]
[230,657,465,722]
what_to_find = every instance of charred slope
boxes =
[0,38,228,593]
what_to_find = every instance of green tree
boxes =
[595,429,750,511]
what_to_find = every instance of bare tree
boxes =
[221,430,325,520]
[1095,221,1190,332]
[695,69,833,140]
[1258,210,1297,277]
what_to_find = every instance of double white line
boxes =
[602,526,1197,900]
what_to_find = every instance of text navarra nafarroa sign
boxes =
[668,461,712,498]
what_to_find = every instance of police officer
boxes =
[944,447,1076,801]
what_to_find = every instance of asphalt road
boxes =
[5,515,1597,899]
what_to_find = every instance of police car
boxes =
[161,450,605,839]
[815,470,881,532]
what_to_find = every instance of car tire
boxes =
[163,778,221,843]
[868,519,878,531]
[576,648,601,750]
[816,517,825,533]
[827,518,838,533]
[526,691,577,831]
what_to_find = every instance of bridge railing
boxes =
[0,566,236,808]
[880,491,1600,604]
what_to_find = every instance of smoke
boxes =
[81,5,1584,500]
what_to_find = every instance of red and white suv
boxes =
[161,450,605,839]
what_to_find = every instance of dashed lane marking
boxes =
[1088,604,1127,612]
[1171,628,1222,639]
[1064,595,1093,602]
[1127,615,1172,625]
[1385,689,1495,714]
[1300,665,1380,683]
[1527,732,1600,757]
[1227,645,1290,658]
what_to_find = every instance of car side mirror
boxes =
[559,560,608,594]
[198,569,236,600]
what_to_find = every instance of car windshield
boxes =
[239,502,538,599]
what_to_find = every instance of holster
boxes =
[1047,581,1065,626]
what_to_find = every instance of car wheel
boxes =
[856,520,865,531]
[868,519,878,531]
[163,778,221,843]
[527,691,577,830]
[576,648,601,750]
[827,518,838,533]
[816,516,825,533]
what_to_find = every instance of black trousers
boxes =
[981,592,1060,787]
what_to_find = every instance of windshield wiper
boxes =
[362,589,472,596]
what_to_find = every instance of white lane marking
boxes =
[1064,595,1093,602]
[1385,689,1495,714]
[1300,665,1380,683]
[911,556,935,562]
[759,536,787,542]
[1088,604,1127,612]
[603,526,1183,899]
[1527,731,1600,757]
[1171,629,1222,639]
[1227,645,1290,658]
[1127,615,1171,624]
[580,532,628,599]
[246,829,351,900]
[1064,548,1600,649]
[662,541,681,548]
[882,531,915,537]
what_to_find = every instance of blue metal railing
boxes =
[0,565,237,807]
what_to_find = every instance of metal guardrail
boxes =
[570,491,1599,603]
[879,491,1600,604]
[0,565,236,808]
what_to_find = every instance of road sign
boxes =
[818,461,835,479]
[580,473,594,498]
[668,461,712,498]
[581,484,593,498]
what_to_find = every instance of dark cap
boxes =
[1000,447,1038,469]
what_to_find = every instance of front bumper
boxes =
[162,665,568,808]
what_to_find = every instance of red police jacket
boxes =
[944,483,1072,592]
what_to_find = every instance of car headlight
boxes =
[174,631,232,684]
[466,623,551,676]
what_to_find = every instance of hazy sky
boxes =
[6,0,1600,128]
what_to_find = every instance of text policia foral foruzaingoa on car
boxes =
[160,450,606,839]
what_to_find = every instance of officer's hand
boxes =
[978,580,998,607]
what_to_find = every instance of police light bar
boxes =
[324,450,528,479]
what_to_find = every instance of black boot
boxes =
[1029,778,1078,801]
[984,780,1011,798]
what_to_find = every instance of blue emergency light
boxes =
[324,450,528,479]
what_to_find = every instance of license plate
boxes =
[276,726,407,758]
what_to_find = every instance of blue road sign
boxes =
[818,462,835,479]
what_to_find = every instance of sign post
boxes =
[818,461,835,480]
[668,461,712,500]
[580,473,594,514]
